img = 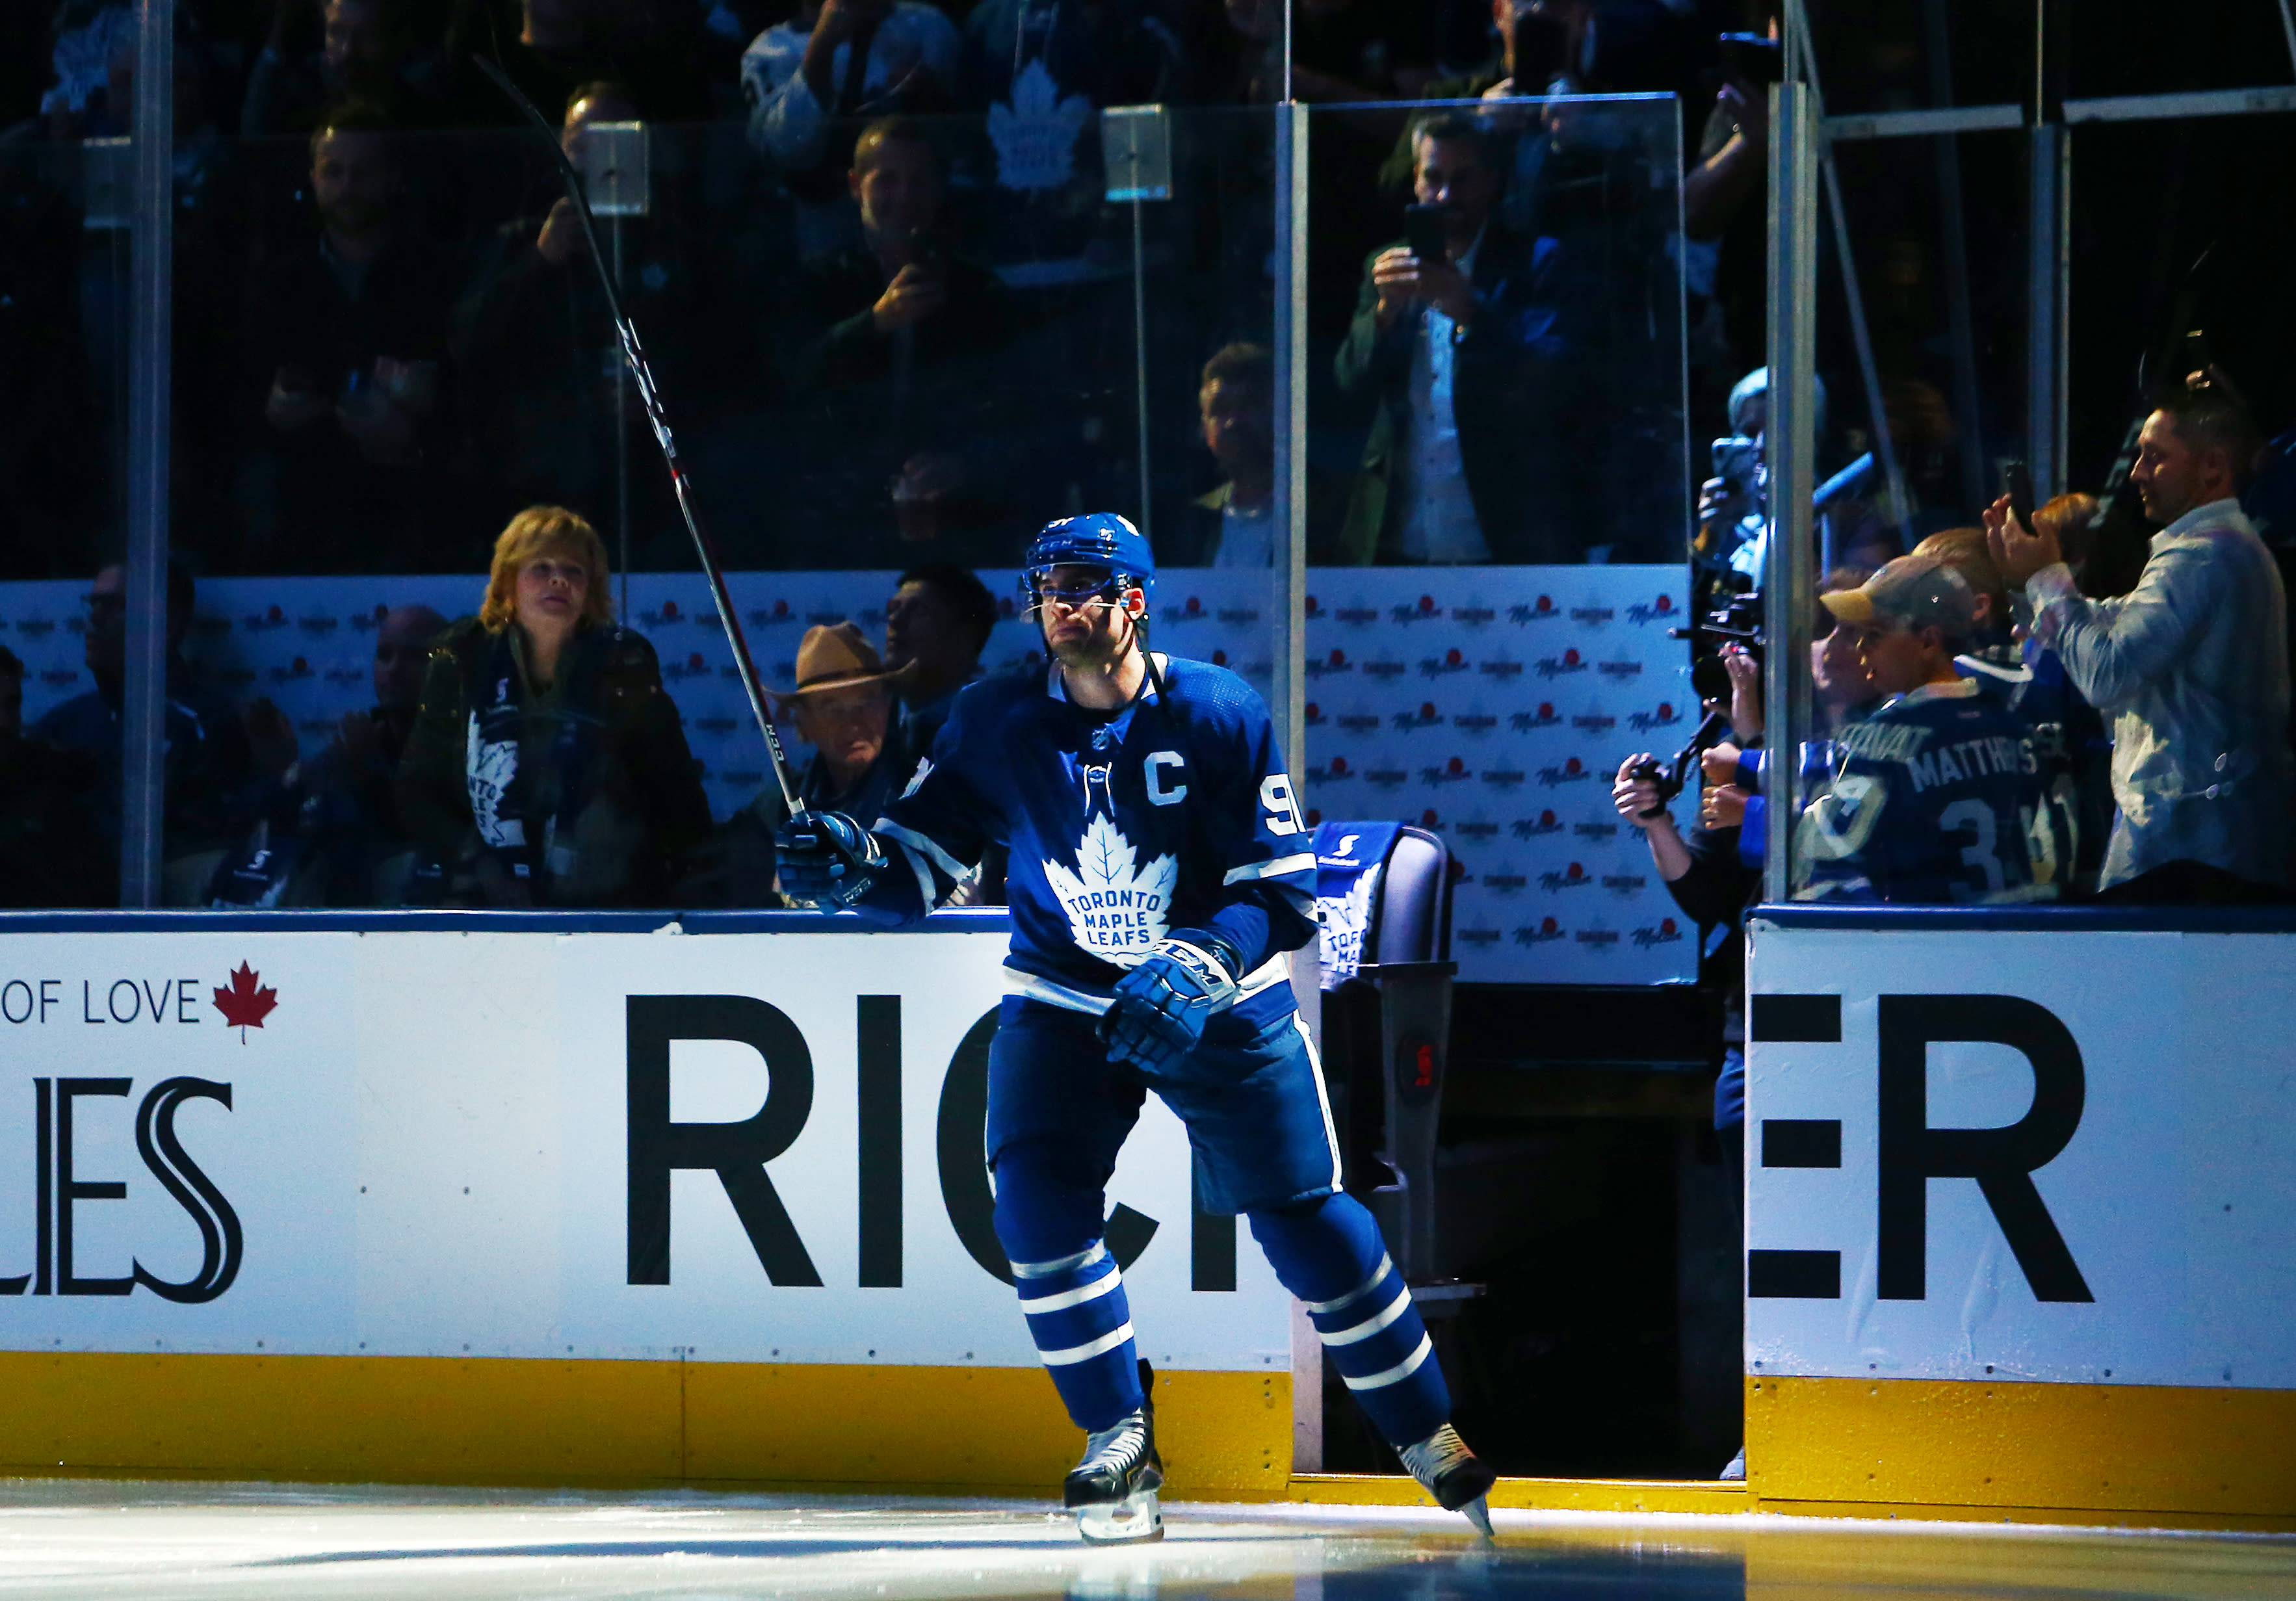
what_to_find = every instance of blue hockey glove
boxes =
[775,809,885,909]
[1099,930,1245,1073]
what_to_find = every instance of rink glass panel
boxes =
[1296,96,1693,982]
[0,136,129,909]
[0,109,1287,911]
[1779,127,2037,906]
[2,99,1696,947]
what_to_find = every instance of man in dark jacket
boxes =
[244,105,460,572]
[696,621,909,906]
[31,562,267,894]
[772,118,1026,567]
[1333,112,1578,565]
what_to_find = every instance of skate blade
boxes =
[1459,1494,1495,1542]
[1076,1489,1164,1545]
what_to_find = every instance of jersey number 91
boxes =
[1261,775,1305,836]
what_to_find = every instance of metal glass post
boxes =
[584,119,650,614]
[1132,195,1151,538]
[1764,79,1818,905]
[2026,125,2067,498]
[1273,94,1314,1474]
[1922,0,1989,518]
[1786,3,1912,532]
[1272,102,1309,798]
[1102,107,1172,542]
[2028,0,2069,498]
[121,0,175,907]
[613,216,630,614]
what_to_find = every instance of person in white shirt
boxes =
[1333,112,1569,566]
[1987,378,2294,899]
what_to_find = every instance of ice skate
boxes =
[1400,1422,1497,1539]
[1064,1360,1165,1544]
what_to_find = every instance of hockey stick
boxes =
[475,56,801,816]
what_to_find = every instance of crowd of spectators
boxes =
[1648,374,2296,955]
[0,506,1008,909]
[4,0,1776,584]
[25,0,2295,915]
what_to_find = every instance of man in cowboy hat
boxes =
[776,620,907,828]
[682,620,907,908]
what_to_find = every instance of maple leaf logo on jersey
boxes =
[1042,814,1177,967]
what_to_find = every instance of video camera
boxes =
[1628,709,1730,815]
[1624,586,1758,815]
[1675,586,1762,703]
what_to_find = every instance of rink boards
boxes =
[1743,911,2296,1527]
[0,916,1293,1497]
[0,910,2292,1528]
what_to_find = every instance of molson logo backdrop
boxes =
[1301,567,1697,985]
[0,568,1693,983]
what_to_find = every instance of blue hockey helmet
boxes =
[1021,512,1155,614]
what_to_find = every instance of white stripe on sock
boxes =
[1021,1268,1121,1315]
[1318,1281,1411,1347]
[1011,1241,1108,1279]
[1303,1253,1392,1314]
[1042,1322,1136,1366]
[1340,1332,1433,1391]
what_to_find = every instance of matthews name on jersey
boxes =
[1794,677,2054,904]
[850,651,1317,1027]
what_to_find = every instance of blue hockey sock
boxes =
[1011,1241,1143,1431]
[1250,1192,1450,1448]
[993,1139,1143,1432]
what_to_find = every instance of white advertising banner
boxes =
[0,927,1292,1370]
[0,934,357,1351]
[1,568,1699,987]
[1746,922,2296,1392]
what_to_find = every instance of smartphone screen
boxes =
[2003,460,2036,534]
[1403,203,1446,265]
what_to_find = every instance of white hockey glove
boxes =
[1099,930,1244,1074]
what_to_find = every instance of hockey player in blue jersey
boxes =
[776,513,1496,1543]
[1795,554,2052,903]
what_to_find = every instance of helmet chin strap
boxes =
[1122,593,1171,703]
[1046,586,1164,704]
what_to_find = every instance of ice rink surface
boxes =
[1,1483,2291,1600]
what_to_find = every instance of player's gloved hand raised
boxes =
[1099,930,1244,1073]
[774,809,884,909]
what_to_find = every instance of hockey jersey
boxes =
[1955,639,2111,895]
[854,653,1318,1025]
[1793,677,2052,904]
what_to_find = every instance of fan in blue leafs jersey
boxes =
[1793,677,2052,903]
[865,653,1315,1021]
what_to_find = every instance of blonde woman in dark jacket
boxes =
[397,505,711,907]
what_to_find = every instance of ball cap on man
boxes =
[1819,553,1979,641]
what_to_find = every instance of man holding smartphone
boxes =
[1986,380,2293,900]
[1334,112,1570,565]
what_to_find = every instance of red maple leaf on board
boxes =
[213,962,278,1041]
